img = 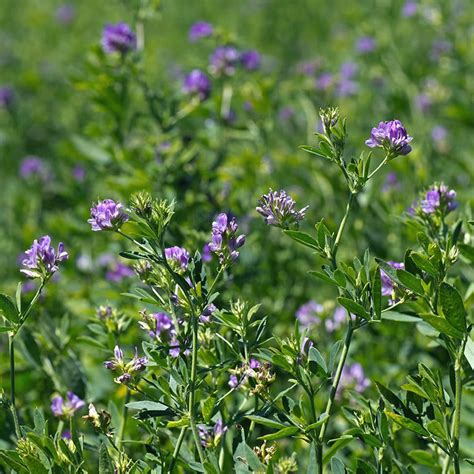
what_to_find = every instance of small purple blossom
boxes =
[279,106,294,122]
[0,86,14,108]
[202,243,212,262]
[106,261,134,282]
[296,300,323,328]
[240,50,261,71]
[419,184,458,215]
[101,23,137,54]
[381,261,405,299]
[382,172,400,192]
[316,72,333,90]
[208,213,245,264]
[402,0,417,17]
[164,246,190,272]
[257,189,308,229]
[20,156,49,181]
[182,69,211,100]
[200,304,217,323]
[415,93,432,113]
[431,125,447,143]
[356,36,376,53]
[104,345,147,385]
[365,120,413,157]
[72,165,86,182]
[209,46,240,76]
[430,39,452,61]
[325,306,348,332]
[338,363,370,396]
[21,236,68,279]
[228,374,239,388]
[88,199,129,231]
[188,21,213,42]
[199,418,227,448]
[56,4,75,24]
[51,392,85,418]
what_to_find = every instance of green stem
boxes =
[117,388,131,449]
[367,155,390,181]
[331,193,355,267]
[16,280,46,334]
[188,315,206,466]
[208,265,226,297]
[451,341,465,474]
[8,334,21,439]
[169,426,187,472]
[316,322,354,470]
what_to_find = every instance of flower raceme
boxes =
[198,418,227,448]
[51,392,85,418]
[88,199,129,231]
[164,246,190,272]
[256,189,308,229]
[417,183,458,215]
[365,119,413,157]
[188,21,214,42]
[208,213,246,264]
[21,235,68,279]
[182,69,211,101]
[104,345,148,385]
[101,23,136,54]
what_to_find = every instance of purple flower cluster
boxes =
[365,120,413,157]
[228,358,261,388]
[208,213,245,264]
[295,300,323,328]
[56,4,75,24]
[325,306,353,332]
[101,23,136,54]
[209,46,261,76]
[51,392,85,418]
[199,303,217,324]
[188,21,214,42]
[21,236,68,279]
[0,86,14,108]
[356,36,376,53]
[420,184,458,215]
[88,199,129,231]
[198,418,227,448]
[256,189,308,229]
[402,0,417,17]
[337,62,358,97]
[182,69,211,100]
[316,72,333,91]
[338,363,370,396]
[104,345,148,384]
[165,246,190,272]
[20,156,49,181]
[105,261,134,282]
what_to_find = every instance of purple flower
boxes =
[51,392,85,418]
[202,243,212,263]
[419,184,458,215]
[240,50,261,71]
[340,62,358,80]
[337,363,370,397]
[279,106,294,122]
[257,189,309,229]
[188,21,213,42]
[249,358,261,369]
[104,345,147,384]
[0,86,14,108]
[336,79,358,97]
[228,374,239,388]
[106,262,134,282]
[382,172,400,192]
[431,125,447,143]
[365,120,413,157]
[182,69,211,101]
[356,36,376,53]
[325,306,347,332]
[199,418,227,448]
[56,4,75,24]
[21,236,68,279]
[200,304,217,323]
[402,1,417,17]
[381,261,405,297]
[296,300,323,328]
[415,93,431,113]
[72,165,86,182]
[209,46,240,76]
[88,199,129,231]
[165,246,190,272]
[139,311,175,341]
[19,156,49,181]
[316,72,333,90]
[208,213,245,264]
[297,60,320,76]
[101,23,136,54]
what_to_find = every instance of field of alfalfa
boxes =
[0,0,473,472]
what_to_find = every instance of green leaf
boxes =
[99,442,114,474]
[284,230,320,251]
[331,457,345,474]
[381,311,421,323]
[385,411,428,436]
[372,267,381,319]
[426,419,447,441]
[126,401,168,411]
[306,414,329,432]
[396,270,424,295]
[0,294,19,323]
[308,346,328,374]
[308,271,338,287]
[201,396,216,424]
[306,443,318,474]
[72,135,111,164]
[418,313,464,339]
[245,415,288,430]
[337,297,370,320]
[439,282,467,332]
[234,441,266,471]
[410,252,437,276]
[464,337,474,370]
[323,436,353,464]
[408,450,437,467]
[0,327,11,332]
[258,426,299,440]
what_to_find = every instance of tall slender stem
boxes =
[8,334,21,439]
[331,193,355,267]
[117,388,131,449]
[188,315,206,465]
[451,341,465,474]
[316,322,354,471]
[169,426,187,472]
